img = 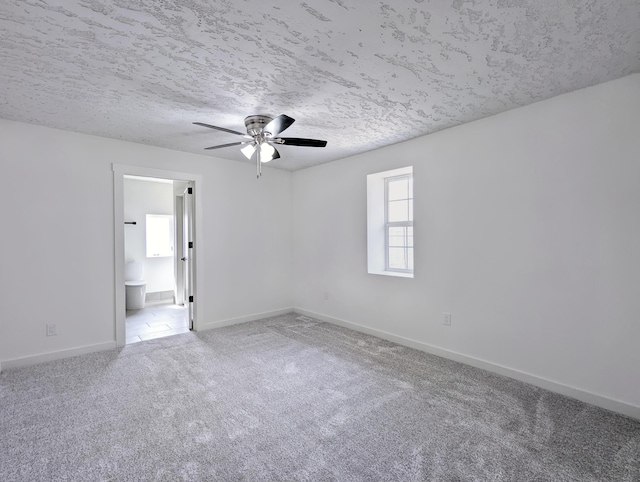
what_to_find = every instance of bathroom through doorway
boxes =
[113,164,203,348]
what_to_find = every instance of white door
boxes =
[174,195,185,306]
[183,183,195,330]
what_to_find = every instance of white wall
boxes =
[292,74,640,413]
[1,74,638,417]
[0,120,293,364]
[124,178,174,294]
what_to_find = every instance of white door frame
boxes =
[112,163,204,348]
[183,183,195,330]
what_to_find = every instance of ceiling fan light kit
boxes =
[194,114,327,178]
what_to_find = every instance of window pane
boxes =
[146,214,174,258]
[388,200,409,222]
[408,177,413,199]
[407,247,414,271]
[389,233,407,248]
[388,226,405,247]
[387,178,408,201]
[388,226,413,247]
[388,247,407,270]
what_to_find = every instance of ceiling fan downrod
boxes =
[256,144,261,178]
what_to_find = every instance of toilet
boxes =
[125,262,146,310]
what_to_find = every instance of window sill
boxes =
[368,269,414,279]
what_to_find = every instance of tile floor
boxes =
[126,301,190,344]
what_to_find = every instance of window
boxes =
[367,166,414,278]
[146,214,174,258]
[385,174,413,272]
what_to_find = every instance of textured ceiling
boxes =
[1,1,639,171]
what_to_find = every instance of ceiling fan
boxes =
[194,114,327,177]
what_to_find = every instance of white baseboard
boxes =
[0,308,295,371]
[294,307,640,421]
[198,307,294,332]
[1,341,118,371]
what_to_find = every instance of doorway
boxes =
[122,176,191,344]
[113,164,203,348]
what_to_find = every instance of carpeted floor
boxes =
[1,313,639,481]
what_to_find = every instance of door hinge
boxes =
[189,295,194,303]
[188,241,193,248]
[187,187,193,194]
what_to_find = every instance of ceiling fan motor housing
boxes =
[244,115,273,137]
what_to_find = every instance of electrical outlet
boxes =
[324,291,329,300]
[46,323,57,336]
[443,312,451,326]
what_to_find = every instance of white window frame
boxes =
[367,166,414,278]
[385,174,413,273]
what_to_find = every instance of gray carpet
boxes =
[1,313,639,481]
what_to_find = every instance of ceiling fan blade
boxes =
[270,146,281,161]
[274,137,327,147]
[263,115,295,136]
[204,141,251,150]
[193,122,247,137]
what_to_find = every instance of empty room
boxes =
[1,1,639,480]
